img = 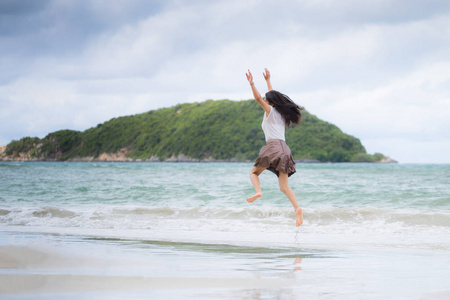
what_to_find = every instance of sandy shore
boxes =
[1,231,449,299]
[0,273,300,295]
[0,274,302,294]
[0,245,298,295]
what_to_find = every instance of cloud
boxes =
[363,138,450,164]
[295,60,450,162]
[1,0,449,163]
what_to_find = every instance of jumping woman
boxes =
[245,68,304,226]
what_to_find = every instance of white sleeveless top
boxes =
[262,107,285,142]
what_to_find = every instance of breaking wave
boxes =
[1,205,449,229]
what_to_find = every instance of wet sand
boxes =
[0,236,301,298]
[1,231,450,299]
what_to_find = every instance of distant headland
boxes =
[0,99,397,163]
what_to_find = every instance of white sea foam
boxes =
[1,204,449,251]
[2,205,450,228]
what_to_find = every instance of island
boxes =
[0,99,397,163]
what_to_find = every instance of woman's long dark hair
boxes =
[265,90,303,126]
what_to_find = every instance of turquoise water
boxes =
[1,162,449,237]
[2,162,449,210]
[1,162,450,298]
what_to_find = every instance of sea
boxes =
[0,162,449,299]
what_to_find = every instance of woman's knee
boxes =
[278,173,290,194]
[279,185,288,194]
[250,167,264,176]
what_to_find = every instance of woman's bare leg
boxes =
[247,166,266,203]
[278,172,303,226]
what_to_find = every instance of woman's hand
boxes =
[246,69,254,84]
[246,69,271,116]
[263,68,270,81]
[263,68,273,91]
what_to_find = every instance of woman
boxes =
[245,68,303,226]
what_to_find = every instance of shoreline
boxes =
[0,157,397,164]
[0,230,448,299]
[0,233,299,296]
[0,143,398,163]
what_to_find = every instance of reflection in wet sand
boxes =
[293,257,302,271]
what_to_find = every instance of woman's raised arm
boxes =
[263,68,273,91]
[246,69,271,116]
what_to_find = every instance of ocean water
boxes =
[1,162,450,299]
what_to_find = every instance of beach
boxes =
[1,162,449,299]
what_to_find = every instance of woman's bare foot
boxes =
[247,192,262,203]
[295,207,303,227]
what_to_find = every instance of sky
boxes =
[1,0,449,163]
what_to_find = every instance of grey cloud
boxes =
[0,0,168,83]
[270,0,450,26]
[0,0,49,16]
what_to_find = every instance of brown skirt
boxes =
[254,139,296,177]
